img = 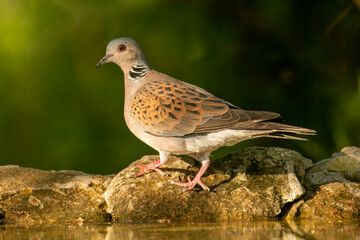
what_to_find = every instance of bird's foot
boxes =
[134,159,168,177]
[169,176,209,192]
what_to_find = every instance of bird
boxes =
[96,37,316,191]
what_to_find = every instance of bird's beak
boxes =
[96,54,113,68]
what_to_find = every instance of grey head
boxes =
[96,37,149,70]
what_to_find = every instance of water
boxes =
[1,220,359,240]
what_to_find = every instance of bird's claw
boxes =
[169,177,210,192]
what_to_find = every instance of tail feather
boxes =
[267,133,308,141]
[235,122,316,140]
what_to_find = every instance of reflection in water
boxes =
[1,220,360,240]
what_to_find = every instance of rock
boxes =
[305,146,360,188]
[296,182,360,221]
[287,146,360,221]
[0,165,113,225]
[6,147,358,224]
[105,147,312,221]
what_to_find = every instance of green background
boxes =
[1,0,359,174]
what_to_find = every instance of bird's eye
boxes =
[118,45,126,52]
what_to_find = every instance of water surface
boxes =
[1,220,360,240]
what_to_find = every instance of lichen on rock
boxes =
[105,147,312,222]
[2,146,359,224]
[287,146,360,221]
[0,165,113,225]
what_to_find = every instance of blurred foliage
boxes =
[0,0,359,174]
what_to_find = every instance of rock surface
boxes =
[105,147,312,221]
[0,166,112,225]
[287,146,360,221]
[305,146,360,187]
[1,146,359,224]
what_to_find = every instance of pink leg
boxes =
[134,159,168,177]
[134,152,170,177]
[169,160,210,191]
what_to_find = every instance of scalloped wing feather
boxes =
[129,76,282,137]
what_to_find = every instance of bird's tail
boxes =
[240,122,316,141]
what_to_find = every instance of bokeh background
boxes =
[1,0,359,174]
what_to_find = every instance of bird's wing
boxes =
[129,78,281,137]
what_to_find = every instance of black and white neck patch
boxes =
[129,62,149,81]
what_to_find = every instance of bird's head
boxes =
[97,37,147,70]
